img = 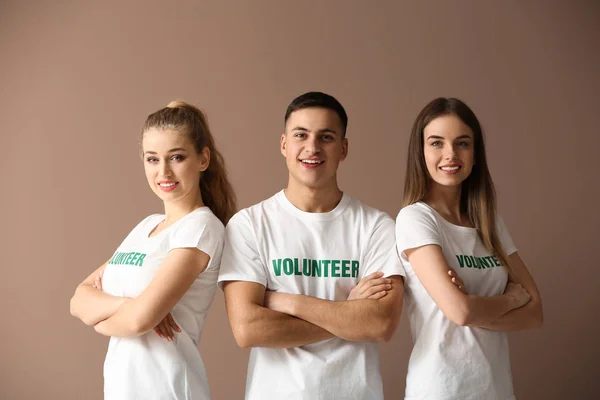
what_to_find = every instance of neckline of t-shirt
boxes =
[147,206,210,239]
[417,202,477,233]
[276,190,351,221]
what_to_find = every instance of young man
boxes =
[218,92,405,399]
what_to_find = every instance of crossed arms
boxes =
[405,245,543,330]
[222,272,404,348]
[70,248,209,339]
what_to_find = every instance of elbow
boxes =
[231,324,255,349]
[531,303,544,329]
[371,313,400,343]
[373,324,396,343]
[69,294,92,326]
[444,306,472,327]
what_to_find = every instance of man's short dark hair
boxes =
[284,92,348,137]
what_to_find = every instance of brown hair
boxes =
[403,97,511,274]
[142,101,237,225]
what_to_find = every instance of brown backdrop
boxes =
[1,1,599,399]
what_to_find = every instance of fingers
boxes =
[356,272,384,290]
[167,313,181,333]
[361,283,393,299]
[358,277,392,297]
[157,320,174,341]
[367,290,388,300]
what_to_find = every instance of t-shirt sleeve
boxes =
[217,211,267,289]
[395,205,442,262]
[497,216,517,256]
[168,212,225,271]
[360,215,406,279]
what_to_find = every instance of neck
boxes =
[163,191,204,224]
[423,182,464,223]
[284,178,343,213]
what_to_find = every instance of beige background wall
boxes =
[1,1,599,399]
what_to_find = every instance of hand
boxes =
[153,312,181,341]
[347,272,392,301]
[448,269,466,294]
[92,272,103,291]
[505,282,531,308]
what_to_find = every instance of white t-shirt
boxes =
[102,207,224,400]
[395,202,517,400]
[218,190,405,400]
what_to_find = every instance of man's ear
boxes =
[280,133,287,157]
[340,137,348,161]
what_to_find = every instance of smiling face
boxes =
[280,107,348,191]
[142,128,209,204]
[423,114,475,189]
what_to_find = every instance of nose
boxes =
[159,160,173,177]
[304,135,322,154]
[443,144,458,160]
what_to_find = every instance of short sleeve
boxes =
[217,211,267,289]
[395,204,442,261]
[168,210,225,270]
[360,215,406,279]
[497,216,517,256]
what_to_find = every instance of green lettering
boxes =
[341,260,350,277]
[283,258,293,275]
[130,253,140,265]
[322,260,330,277]
[117,253,126,265]
[294,258,301,275]
[125,253,134,265]
[331,260,340,277]
[135,253,146,266]
[457,255,465,268]
[465,256,473,268]
[352,261,359,277]
[492,256,501,267]
[302,259,311,277]
[272,259,282,276]
[312,260,321,277]
[479,257,490,269]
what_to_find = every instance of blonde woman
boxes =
[70,102,236,399]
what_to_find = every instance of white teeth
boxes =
[159,182,176,187]
[441,166,460,171]
[301,160,322,164]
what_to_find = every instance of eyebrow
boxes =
[292,126,338,135]
[143,147,187,155]
[426,135,472,140]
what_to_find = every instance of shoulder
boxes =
[227,192,281,228]
[345,196,394,231]
[175,208,224,237]
[396,202,437,226]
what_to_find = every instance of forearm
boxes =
[94,311,143,337]
[461,294,519,327]
[93,297,165,338]
[70,285,127,326]
[231,304,334,348]
[477,298,543,331]
[276,294,399,342]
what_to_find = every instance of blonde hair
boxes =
[142,101,237,225]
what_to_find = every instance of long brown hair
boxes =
[142,101,237,225]
[403,98,511,273]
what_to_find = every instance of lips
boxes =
[158,181,178,192]
[299,159,324,169]
[439,165,461,175]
